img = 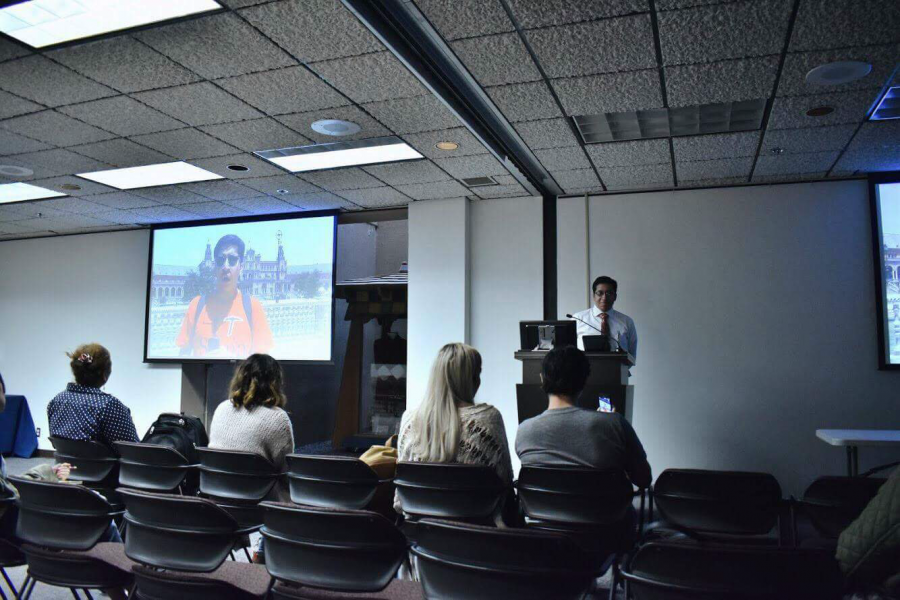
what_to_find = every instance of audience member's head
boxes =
[412,343,482,462]
[229,353,286,409]
[67,343,112,388]
[541,345,590,399]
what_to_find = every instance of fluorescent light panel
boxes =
[0,0,222,49]
[256,136,424,173]
[77,161,223,190]
[871,86,900,121]
[0,182,65,204]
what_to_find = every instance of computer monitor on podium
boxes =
[519,320,577,351]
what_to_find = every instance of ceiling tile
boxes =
[767,90,875,129]
[534,146,591,171]
[310,52,425,103]
[300,168,385,191]
[239,0,384,63]
[218,0,269,6]
[189,154,286,179]
[414,0,514,40]
[127,205,202,223]
[0,90,43,120]
[133,82,263,127]
[473,183,528,199]
[0,56,115,107]
[672,131,760,162]
[658,0,792,65]
[656,0,739,9]
[10,148,110,179]
[833,147,900,174]
[846,120,900,153]
[84,209,141,225]
[677,157,753,180]
[59,96,183,137]
[87,192,159,210]
[597,163,674,190]
[753,150,840,175]
[362,95,462,134]
[550,168,601,191]
[0,110,115,147]
[48,37,200,93]
[70,139,172,167]
[216,67,350,116]
[394,180,471,200]
[223,196,300,215]
[451,34,541,87]
[0,202,69,219]
[181,201,250,219]
[680,176,748,187]
[200,118,311,153]
[400,127,490,159]
[432,154,508,179]
[552,70,662,116]
[790,0,899,52]
[507,0,650,28]
[130,128,239,160]
[486,81,562,122]
[135,12,295,79]
[777,45,899,98]
[362,160,450,186]
[279,190,356,210]
[26,176,115,196]
[277,106,392,143]
[337,187,413,208]
[754,172,830,183]
[513,118,578,150]
[0,130,51,155]
[0,37,29,62]
[181,180,265,201]
[525,15,656,78]
[19,196,108,215]
[239,175,320,196]
[665,56,779,107]
[760,124,857,154]
[129,186,210,205]
[586,139,670,167]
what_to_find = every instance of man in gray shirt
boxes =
[516,346,651,489]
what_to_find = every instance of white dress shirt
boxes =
[571,306,638,361]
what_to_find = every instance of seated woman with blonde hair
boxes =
[394,342,513,514]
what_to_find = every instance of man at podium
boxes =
[570,275,637,361]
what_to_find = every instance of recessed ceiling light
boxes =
[0,165,33,178]
[0,0,222,49]
[256,136,424,173]
[0,182,65,204]
[806,61,872,86]
[226,164,249,172]
[435,141,459,151]
[806,106,835,117]
[310,119,361,137]
[276,189,290,194]
[60,183,81,191]
[77,161,223,190]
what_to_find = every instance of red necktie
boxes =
[599,313,610,336]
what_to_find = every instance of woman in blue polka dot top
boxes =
[47,343,139,448]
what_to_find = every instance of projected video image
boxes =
[877,181,900,366]
[146,215,335,362]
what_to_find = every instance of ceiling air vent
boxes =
[460,176,498,187]
[870,86,899,121]
[573,99,768,144]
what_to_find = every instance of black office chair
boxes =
[412,519,597,600]
[49,436,120,491]
[285,454,387,510]
[0,495,25,600]
[795,476,885,545]
[118,487,271,599]
[622,539,844,599]
[9,476,133,600]
[517,466,640,598]
[197,447,282,528]
[260,501,419,599]
[114,441,198,494]
[649,469,785,544]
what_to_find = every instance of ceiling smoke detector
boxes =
[310,119,361,137]
[806,61,872,86]
[435,141,459,151]
[806,106,835,117]
[0,165,33,178]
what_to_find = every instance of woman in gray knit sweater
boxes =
[209,353,295,502]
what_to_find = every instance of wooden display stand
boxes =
[514,351,635,423]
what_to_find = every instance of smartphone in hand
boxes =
[597,397,614,413]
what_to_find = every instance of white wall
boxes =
[0,230,181,450]
[557,195,591,318]
[583,180,900,495]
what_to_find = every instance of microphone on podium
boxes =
[566,313,625,353]
[566,313,603,334]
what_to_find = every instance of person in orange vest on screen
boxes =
[176,234,273,358]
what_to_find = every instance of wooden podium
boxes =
[515,351,635,423]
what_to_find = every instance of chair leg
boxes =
[243,547,252,562]
[70,589,81,599]
[83,589,94,599]
[0,580,6,600]
[15,576,30,600]
[0,567,16,599]
[608,563,618,600]
[19,579,35,600]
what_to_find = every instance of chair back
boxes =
[518,466,633,525]
[197,447,280,526]
[800,476,885,538]
[118,487,244,572]
[260,502,406,592]
[394,462,505,520]
[623,540,843,599]
[412,519,596,600]
[285,454,382,510]
[49,436,119,488]
[115,441,195,493]
[653,469,782,536]
[9,476,118,551]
